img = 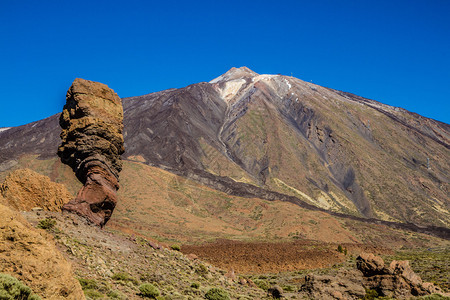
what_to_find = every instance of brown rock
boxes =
[300,270,366,300]
[356,252,386,276]
[224,269,237,282]
[0,203,85,299]
[358,253,445,298]
[390,260,422,286]
[247,278,258,288]
[186,253,198,260]
[422,282,444,295]
[58,78,124,227]
[268,285,284,298]
[0,168,72,212]
[299,253,448,299]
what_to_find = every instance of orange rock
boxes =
[0,203,85,299]
[0,168,72,212]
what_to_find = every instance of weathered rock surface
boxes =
[358,254,445,298]
[356,252,387,276]
[0,168,72,211]
[300,269,366,300]
[299,252,446,299]
[58,78,124,227]
[0,203,85,299]
[267,285,284,299]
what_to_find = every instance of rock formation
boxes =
[0,168,72,212]
[357,253,445,298]
[58,78,124,227]
[0,203,85,299]
[299,252,446,299]
[300,269,366,299]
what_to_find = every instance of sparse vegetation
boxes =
[107,290,126,299]
[418,295,450,300]
[363,288,379,300]
[383,249,450,292]
[36,218,56,230]
[170,244,181,251]
[78,277,98,290]
[205,287,230,300]
[84,289,103,299]
[112,272,139,285]
[0,273,41,300]
[139,283,160,298]
[190,282,200,289]
[282,285,295,292]
[253,279,270,291]
[337,244,348,255]
[195,264,209,276]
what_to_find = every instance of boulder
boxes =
[0,168,72,212]
[300,269,366,300]
[356,253,445,298]
[356,252,386,276]
[267,285,284,299]
[58,78,124,227]
[299,253,447,299]
[390,260,422,286]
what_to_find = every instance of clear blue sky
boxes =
[1,0,449,127]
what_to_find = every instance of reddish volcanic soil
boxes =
[181,239,390,274]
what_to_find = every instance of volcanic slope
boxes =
[122,67,449,227]
[0,67,449,228]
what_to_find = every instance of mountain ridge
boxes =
[0,67,449,230]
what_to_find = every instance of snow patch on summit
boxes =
[217,79,246,102]
[0,127,11,133]
[252,74,277,82]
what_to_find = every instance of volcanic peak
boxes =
[210,66,259,83]
[210,66,294,104]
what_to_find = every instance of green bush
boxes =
[139,283,160,298]
[253,279,270,291]
[0,273,41,300]
[195,264,209,275]
[190,282,200,289]
[112,272,138,285]
[282,285,295,292]
[78,278,98,290]
[36,218,56,230]
[363,289,379,300]
[170,244,181,251]
[84,289,103,299]
[337,244,343,253]
[205,288,230,300]
[107,290,126,299]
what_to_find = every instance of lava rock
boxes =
[299,253,447,299]
[58,78,124,227]
[301,270,366,300]
[356,252,386,276]
[357,253,445,298]
[267,285,284,298]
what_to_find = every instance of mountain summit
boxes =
[0,68,449,227]
[210,66,259,83]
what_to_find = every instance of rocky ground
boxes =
[23,210,269,299]
[0,203,84,299]
[181,240,389,274]
[21,210,450,300]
